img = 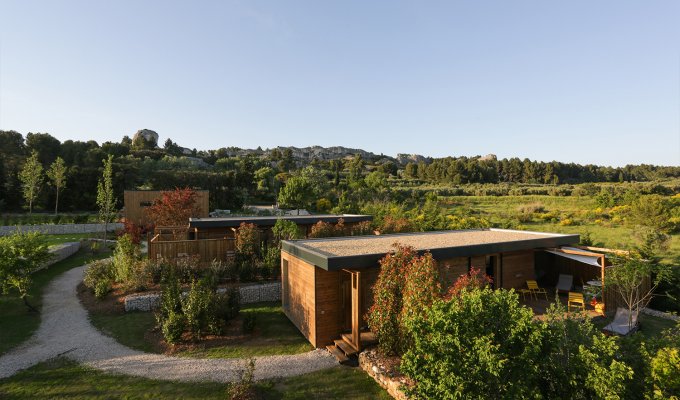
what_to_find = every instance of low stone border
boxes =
[0,222,123,236]
[33,242,82,273]
[642,307,679,321]
[359,348,408,400]
[124,281,282,312]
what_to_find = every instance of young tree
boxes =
[46,156,67,215]
[145,187,198,227]
[607,256,670,328]
[277,175,312,214]
[0,232,51,311]
[19,151,44,214]
[97,155,117,241]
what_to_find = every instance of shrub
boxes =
[162,310,185,344]
[366,244,414,355]
[215,288,240,322]
[83,259,114,299]
[559,218,574,226]
[351,220,374,236]
[379,216,413,234]
[401,288,541,399]
[112,233,140,285]
[272,218,303,241]
[235,222,259,256]
[175,254,204,283]
[226,358,257,400]
[117,220,143,244]
[445,267,492,299]
[309,220,335,238]
[242,313,256,334]
[182,278,218,339]
[260,244,280,280]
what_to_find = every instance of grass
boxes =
[88,302,313,359]
[42,232,116,246]
[0,247,113,356]
[0,358,390,400]
[442,195,680,263]
[592,313,677,339]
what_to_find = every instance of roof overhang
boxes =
[189,214,372,229]
[282,229,580,271]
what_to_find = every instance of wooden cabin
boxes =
[187,214,373,240]
[123,190,210,226]
[280,229,583,351]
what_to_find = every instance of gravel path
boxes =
[0,265,337,382]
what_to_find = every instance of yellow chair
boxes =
[518,287,535,301]
[527,280,548,301]
[568,292,585,312]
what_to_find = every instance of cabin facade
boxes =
[280,229,587,350]
[123,190,210,226]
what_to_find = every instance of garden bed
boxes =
[78,284,312,358]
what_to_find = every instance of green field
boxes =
[442,195,680,263]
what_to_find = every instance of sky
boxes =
[0,1,678,167]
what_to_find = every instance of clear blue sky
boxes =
[1,1,678,166]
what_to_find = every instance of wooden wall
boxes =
[501,250,535,289]
[315,268,341,348]
[438,257,469,289]
[123,190,209,226]
[281,251,318,347]
[148,237,234,264]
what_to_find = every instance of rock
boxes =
[132,129,159,148]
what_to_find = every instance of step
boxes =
[326,345,349,363]
[334,339,358,356]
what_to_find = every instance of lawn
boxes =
[88,302,314,359]
[592,313,677,339]
[42,232,116,246]
[0,247,113,356]
[0,358,390,400]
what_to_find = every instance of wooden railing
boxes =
[148,236,236,264]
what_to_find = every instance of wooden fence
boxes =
[148,235,236,264]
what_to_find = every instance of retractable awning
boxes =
[545,247,603,267]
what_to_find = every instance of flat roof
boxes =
[282,228,579,271]
[189,214,372,229]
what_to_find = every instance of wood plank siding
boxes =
[281,251,318,346]
[148,237,235,264]
[315,267,341,348]
[501,250,535,289]
[123,190,209,226]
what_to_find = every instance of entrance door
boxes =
[339,272,352,331]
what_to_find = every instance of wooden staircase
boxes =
[326,332,377,364]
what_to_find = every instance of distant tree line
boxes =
[1,129,679,213]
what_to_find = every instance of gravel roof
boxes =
[295,229,563,257]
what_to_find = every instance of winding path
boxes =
[0,265,337,382]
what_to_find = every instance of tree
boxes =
[97,155,117,240]
[26,132,60,166]
[276,167,327,214]
[19,151,44,214]
[348,154,364,183]
[607,256,670,328]
[145,188,198,227]
[0,232,51,311]
[46,157,67,215]
[272,218,303,242]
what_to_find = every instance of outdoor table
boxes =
[586,280,603,287]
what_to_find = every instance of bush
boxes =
[83,259,114,299]
[272,218,303,241]
[261,244,280,280]
[182,278,218,339]
[175,254,204,283]
[235,223,259,256]
[112,233,140,285]
[351,220,374,236]
[242,313,256,334]
[162,310,185,344]
[226,358,257,400]
[215,288,240,321]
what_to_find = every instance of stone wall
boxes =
[359,349,408,400]
[36,241,81,272]
[0,223,123,236]
[124,281,282,312]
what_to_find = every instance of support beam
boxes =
[351,270,362,352]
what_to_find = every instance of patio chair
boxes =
[603,308,639,336]
[556,274,573,293]
[527,280,548,301]
[568,292,585,312]
[518,287,535,301]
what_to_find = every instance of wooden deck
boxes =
[520,294,603,320]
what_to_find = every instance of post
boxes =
[351,270,362,352]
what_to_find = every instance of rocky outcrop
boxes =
[396,153,427,165]
[132,129,159,148]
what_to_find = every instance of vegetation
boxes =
[96,154,116,240]
[46,156,67,215]
[0,358,389,400]
[0,232,51,311]
[18,151,44,214]
[0,246,112,355]
[145,187,199,227]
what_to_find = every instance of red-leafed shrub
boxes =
[367,244,441,355]
[379,216,413,234]
[118,220,143,244]
[308,218,346,238]
[351,220,373,236]
[145,187,199,227]
[235,222,259,256]
[445,267,493,299]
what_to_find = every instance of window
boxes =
[140,201,152,207]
